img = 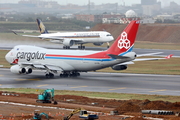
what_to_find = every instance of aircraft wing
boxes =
[12,31,84,42]
[20,62,63,71]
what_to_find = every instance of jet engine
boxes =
[63,39,74,46]
[25,68,32,74]
[111,65,127,71]
[93,42,103,46]
[10,65,26,74]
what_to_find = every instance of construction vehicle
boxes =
[33,110,49,120]
[36,88,57,104]
[79,110,98,120]
[63,108,98,120]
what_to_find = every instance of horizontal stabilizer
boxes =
[107,54,129,59]
[12,31,39,38]
[134,54,173,62]
[117,61,134,65]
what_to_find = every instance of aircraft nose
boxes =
[5,51,12,63]
[111,36,114,41]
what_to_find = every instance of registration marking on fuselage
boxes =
[0,75,3,77]
[109,87,127,91]
[71,86,88,88]
[37,84,48,87]
[149,89,166,92]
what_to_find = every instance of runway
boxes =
[0,68,179,96]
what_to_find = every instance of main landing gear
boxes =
[63,46,70,49]
[45,73,54,78]
[45,72,80,78]
[78,44,85,49]
[60,72,80,77]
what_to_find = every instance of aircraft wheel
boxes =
[45,74,49,78]
[77,73,80,76]
[60,74,63,77]
[49,73,54,78]
[63,46,70,49]
[78,46,85,49]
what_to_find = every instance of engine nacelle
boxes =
[111,65,127,71]
[26,68,32,74]
[63,39,74,46]
[93,42,103,46]
[10,65,26,74]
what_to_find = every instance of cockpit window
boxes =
[106,34,112,36]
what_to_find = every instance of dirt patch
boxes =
[91,23,180,43]
[0,91,180,120]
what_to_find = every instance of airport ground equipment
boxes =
[63,108,98,120]
[33,110,49,120]
[79,110,98,120]
[36,88,57,104]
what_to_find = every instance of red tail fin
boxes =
[165,54,173,59]
[106,20,140,55]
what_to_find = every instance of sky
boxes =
[0,0,180,7]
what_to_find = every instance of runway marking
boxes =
[37,84,48,87]
[71,86,88,88]
[28,79,40,81]
[16,78,40,81]
[109,87,126,91]
[149,89,166,92]
[16,79,27,81]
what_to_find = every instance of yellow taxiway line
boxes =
[37,84,49,87]
[71,86,88,88]
[16,78,40,81]
[149,89,166,92]
[109,87,126,91]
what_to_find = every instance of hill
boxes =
[91,23,180,43]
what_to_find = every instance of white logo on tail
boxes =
[118,32,130,49]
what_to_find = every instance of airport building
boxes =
[141,0,157,5]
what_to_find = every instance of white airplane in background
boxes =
[12,19,114,49]
[6,21,173,78]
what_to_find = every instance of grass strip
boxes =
[0,88,179,103]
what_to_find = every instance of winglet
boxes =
[12,30,19,35]
[165,54,173,59]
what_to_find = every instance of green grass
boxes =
[0,88,180,102]
[134,41,180,50]
[0,50,10,67]
[97,57,180,75]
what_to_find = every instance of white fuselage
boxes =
[5,45,135,72]
[39,31,114,44]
